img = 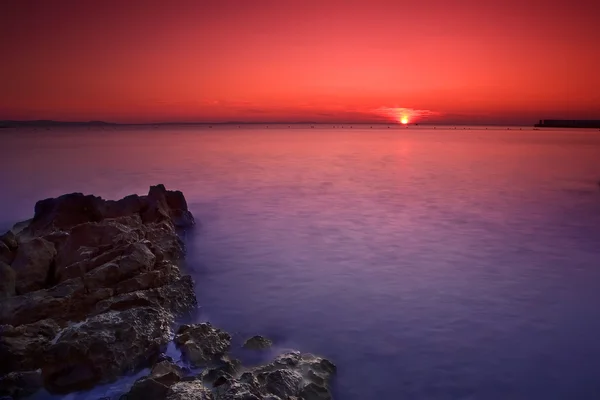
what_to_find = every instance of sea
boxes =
[1,124,600,400]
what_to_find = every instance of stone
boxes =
[0,319,61,374]
[0,370,43,399]
[42,307,173,393]
[174,323,231,367]
[202,359,241,386]
[242,335,272,350]
[11,237,56,294]
[125,377,170,400]
[0,231,18,250]
[0,262,16,298]
[149,360,185,386]
[94,275,197,317]
[166,380,213,400]
[299,382,333,400]
[262,369,303,399]
[27,193,105,235]
[0,241,14,265]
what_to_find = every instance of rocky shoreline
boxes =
[0,185,335,399]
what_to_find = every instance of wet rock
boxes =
[0,319,61,374]
[174,323,231,367]
[11,237,56,294]
[166,380,213,400]
[42,307,173,393]
[0,370,43,399]
[0,262,16,298]
[243,335,272,350]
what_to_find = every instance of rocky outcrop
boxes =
[0,261,16,298]
[0,185,337,399]
[243,335,273,350]
[126,348,337,400]
[174,323,232,367]
[0,185,197,397]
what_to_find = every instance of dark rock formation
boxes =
[243,335,273,350]
[42,307,173,393]
[174,323,232,367]
[0,185,197,397]
[0,261,16,298]
[0,370,43,399]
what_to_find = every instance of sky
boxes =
[1,0,599,124]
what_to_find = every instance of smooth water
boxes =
[1,125,600,399]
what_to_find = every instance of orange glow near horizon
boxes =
[1,1,599,125]
[401,117,409,125]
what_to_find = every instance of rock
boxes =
[0,370,43,399]
[27,193,105,235]
[263,369,303,399]
[166,380,213,400]
[0,319,61,374]
[201,359,241,386]
[11,237,56,294]
[0,262,16,298]
[126,377,170,400]
[94,275,197,318]
[0,231,18,250]
[142,185,195,228]
[149,360,186,386]
[299,382,332,400]
[0,241,14,265]
[243,335,272,350]
[102,194,144,219]
[42,307,173,393]
[174,323,231,367]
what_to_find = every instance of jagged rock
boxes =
[0,262,16,298]
[11,237,56,294]
[0,319,61,374]
[300,382,332,400]
[0,370,43,399]
[0,231,18,250]
[0,277,114,326]
[102,194,144,219]
[94,275,197,317]
[243,335,272,350]
[201,359,241,386]
[174,323,231,367]
[0,241,14,265]
[27,193,105,236]
[42,307,173,393]
[150,360,186,386]
[126,377,171,400]
[262,369,303,399]
[166,380,213,400]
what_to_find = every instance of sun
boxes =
[400,116,409,125]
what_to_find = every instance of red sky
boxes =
[1,0,599,124]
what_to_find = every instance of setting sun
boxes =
[400,116,409,124]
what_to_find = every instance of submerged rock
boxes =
[243,335,273,350]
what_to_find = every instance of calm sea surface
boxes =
[1,125,600,399]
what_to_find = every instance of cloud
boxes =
[374,107,441,123]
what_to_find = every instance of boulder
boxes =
[243,335,273,350]
[125,377,171,400]
[0,319,61,374]
[0,370,43,399]
[42,307,173,393]
[102,194,144,219]
[0,231,18,250]
[0,262,16,298]
[0,241,14,265]
[174,323,232,367]
[201,359,241,386]
[11,237,56,294]
[166,380,214,400]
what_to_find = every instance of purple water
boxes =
[1,125,600,399]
